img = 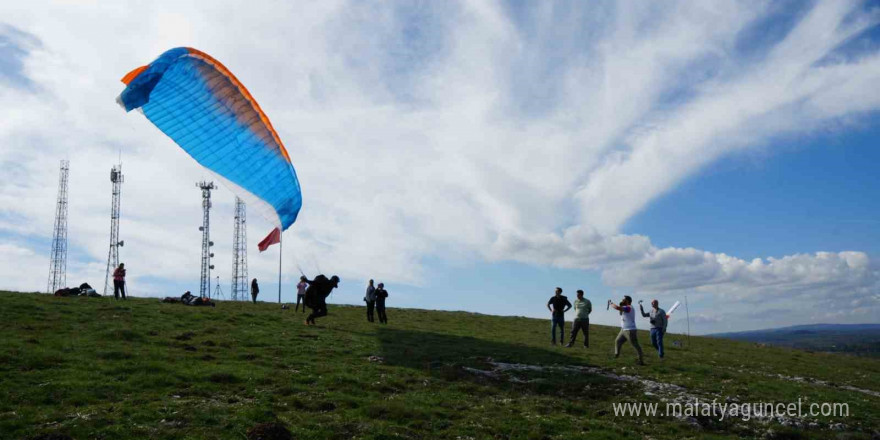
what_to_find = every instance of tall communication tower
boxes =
[47,160,70,294]
[103,164,124,296]
[197,181,216,299]
[231,197,248,301]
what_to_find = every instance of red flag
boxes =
[258,227,281,252]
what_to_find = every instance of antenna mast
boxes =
[103,164,124,296]
[214,275,225,300]
[685,295,691,348]
[197,181,216,299]
[231,197,248,301]
[47,160,70,293]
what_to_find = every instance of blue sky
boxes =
[1,1,878,334]
[624,114,880,260]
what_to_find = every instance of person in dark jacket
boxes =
[375,283,388,324]
[112,263,127,300]
[251,278,259,303]
[547,287,572,345]
[304,274,340,325]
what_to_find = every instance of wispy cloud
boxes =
[0,24,41,90]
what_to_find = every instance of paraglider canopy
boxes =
[117,47,302,242]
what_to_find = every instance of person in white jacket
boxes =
[610,295,644,365]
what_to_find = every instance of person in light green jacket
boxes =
[565,290,592,348]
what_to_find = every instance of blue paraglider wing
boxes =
[117,47,302,232]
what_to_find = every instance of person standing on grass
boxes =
[547,287,572,346]
[640,299,667,359]
[364,279,377,323]
[375,282,388,324]
[610,295,644,365]
[251,278,259,304]
[112,263,126,300]
[295,276,308,313]
[566,290,591,348]
[304,275,340,325]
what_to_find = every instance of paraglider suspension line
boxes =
[278,233,283,304]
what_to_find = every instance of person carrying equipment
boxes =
[304,274,340,325]
[610,295,644,365]
[640,299,668,358]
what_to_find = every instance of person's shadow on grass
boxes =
[374,327,632,401]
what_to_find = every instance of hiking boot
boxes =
[564,343,573,348]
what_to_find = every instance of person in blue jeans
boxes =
[639,299,667,358]
[546,287,572,346]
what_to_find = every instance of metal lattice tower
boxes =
[231,197,248,301]
[197,181,216,298]
[103,164,124,296]
[47,160,70,294]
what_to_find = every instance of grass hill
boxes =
[711,324,880,357]
[0,291,877,439]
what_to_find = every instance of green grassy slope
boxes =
[0,291,877,439]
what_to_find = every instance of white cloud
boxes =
[0,1,878,330]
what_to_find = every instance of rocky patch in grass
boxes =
[463,360,838,433]
[733,368,880,399]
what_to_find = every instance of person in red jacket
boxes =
[113,263,127,300]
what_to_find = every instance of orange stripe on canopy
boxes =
[185,48,293,165]
[120,65,148,85]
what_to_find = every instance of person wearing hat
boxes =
[375,282,389,324]
[547,287,572,346]
[304,274,340,325]
[610,295,644,365]
[565,290,592,348]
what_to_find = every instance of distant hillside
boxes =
[711,324,880,356]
